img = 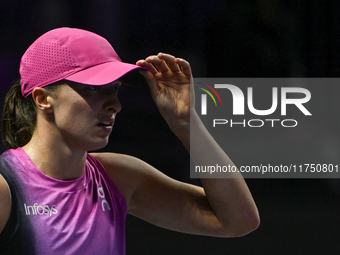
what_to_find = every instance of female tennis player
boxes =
[0,27,259,254]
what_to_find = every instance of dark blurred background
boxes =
[1,0,340,254]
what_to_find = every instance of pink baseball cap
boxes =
[20,27,147,97]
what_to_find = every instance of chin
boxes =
[87,139,109,152]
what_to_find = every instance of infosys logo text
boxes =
[24,203,58,216]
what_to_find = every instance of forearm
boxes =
[137,53,259,236]
[174,109,260,236]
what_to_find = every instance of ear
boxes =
[32,87,53,113]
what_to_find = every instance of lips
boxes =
[98,121,112,126]
[97,117,114,127]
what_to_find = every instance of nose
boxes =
[104,93,122,114]
[101,82,122,114]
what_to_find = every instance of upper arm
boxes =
[0,174,11,234]
[90,152,228,237]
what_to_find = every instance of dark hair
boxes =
[1,80,60,149]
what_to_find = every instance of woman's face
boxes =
[48,81,122,152]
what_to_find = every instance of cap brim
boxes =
[64,61,149,87]
[120,69,149,88]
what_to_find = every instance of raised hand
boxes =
[136,53,194,133]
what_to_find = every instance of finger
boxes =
[145,55,171,73]
[136,59,158,74]
[175,58,192,77]
[157,53,181,73]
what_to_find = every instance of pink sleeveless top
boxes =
[0,148,127,255]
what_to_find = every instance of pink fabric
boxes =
[8,148,127,255]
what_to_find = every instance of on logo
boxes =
[97,187,111,212]
[200,84,312,116]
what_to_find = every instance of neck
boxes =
[22,132,87,181]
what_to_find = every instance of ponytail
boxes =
[1,80,37,149]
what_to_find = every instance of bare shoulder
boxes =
[89,152,154,178]
[89,152,162,207]
[0,174,11,234]
[90,152,149,171]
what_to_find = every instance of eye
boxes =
[112,81,122,95]
[89,86,101,91]
[112,83,121,95]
